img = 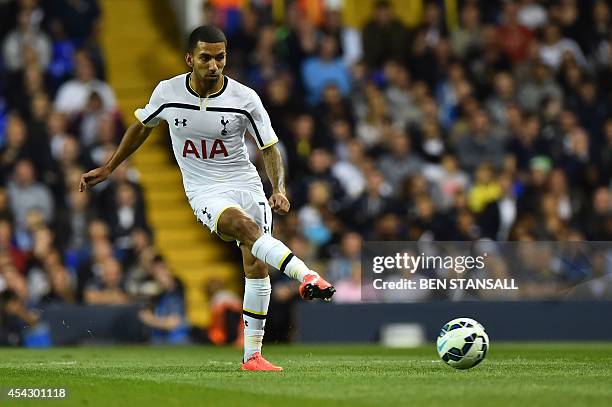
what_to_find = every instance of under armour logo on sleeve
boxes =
[175,118,187,127]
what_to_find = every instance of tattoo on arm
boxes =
[262,145,285,193]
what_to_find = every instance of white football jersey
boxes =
[134,73,278,203]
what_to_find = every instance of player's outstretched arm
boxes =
[262,144,290,215]
[79,121,154,191]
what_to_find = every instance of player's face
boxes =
[188,41,226,83]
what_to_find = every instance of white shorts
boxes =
[191,190,272,243]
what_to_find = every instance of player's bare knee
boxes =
[234,216,262,247]
[244,259,268,279]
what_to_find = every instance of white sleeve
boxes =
[134,82,165,127]
[245,89,278,150]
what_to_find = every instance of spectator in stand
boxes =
[244,25,282,92]
[40,259,76,305]
[302,34,351,106]
[284,5,319,79]
[124,245,158,301]
[486,71,516,132]
[138,257,189,344]
[263,76,305,147]
[356,83,392,148]
[105,182,150,251]
[87,112,120,166]
[422,154,469,211]
[285,113,316,177]
[44,110,69,163]
[495,0,533,64]
[561,126,590,181]
[77,236,113,292]
[0,114,35,183]
[582,187,612,241]
[539,23,587,70]
[383,61,415,129]
[332,263,362,303]
[518,61,564,112]
[455,110,505,173]
[508,112,544,170]
[0,219,27,273]
[546,168,574,222]
[451,2,483,58]
[331,139,366,201]
[420,1,447,48]
[518,155,551,214]
[54,49,116,117]
[0,275,50,347]
[415,117,446,163]
[327,231,362,284]
[362,0,408,69]
[468,163,501,214]
[95,160,144,217]
[583,0,610,60]
[479,171,519,240]
[5,64,49,120]
[46,19,76,90]
[11,208,44,253]
[57,189,96,253]
[407,194,446,240]
[56,136,85,172]
[84,257,129,305]
[26,227,60,304]
[290,148,345,209]
[228,5,260,72]
[27,90,51,136]
[342,169,395,236]
[435,62,468,130]
[2,7,51,72]
[377,129,424,193]
[7,160,54,232]
[570,80,608,144]
[328,118,353,161]
[315,84,355,141]
[72,91,123,148]
[321,7,362,66]
[298,181,334,248]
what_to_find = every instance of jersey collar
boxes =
[186,73,228,99]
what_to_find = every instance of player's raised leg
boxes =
[217,207,335,301]
[239,245,282,371]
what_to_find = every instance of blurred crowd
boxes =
[206,0,611,303]
[1,0,612,345]
[0,0,187,345]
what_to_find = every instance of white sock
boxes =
[251,234,318,282]
[243,276,271,362]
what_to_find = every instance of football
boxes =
[436,318,489,370]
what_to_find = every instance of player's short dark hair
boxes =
[187,25,227,52]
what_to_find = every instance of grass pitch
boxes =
[1,343,611,406]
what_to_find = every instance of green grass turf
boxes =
[0,343,611,406]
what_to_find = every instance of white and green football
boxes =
[436,318,489,369]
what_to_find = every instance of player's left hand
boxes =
[269,192,290,215]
